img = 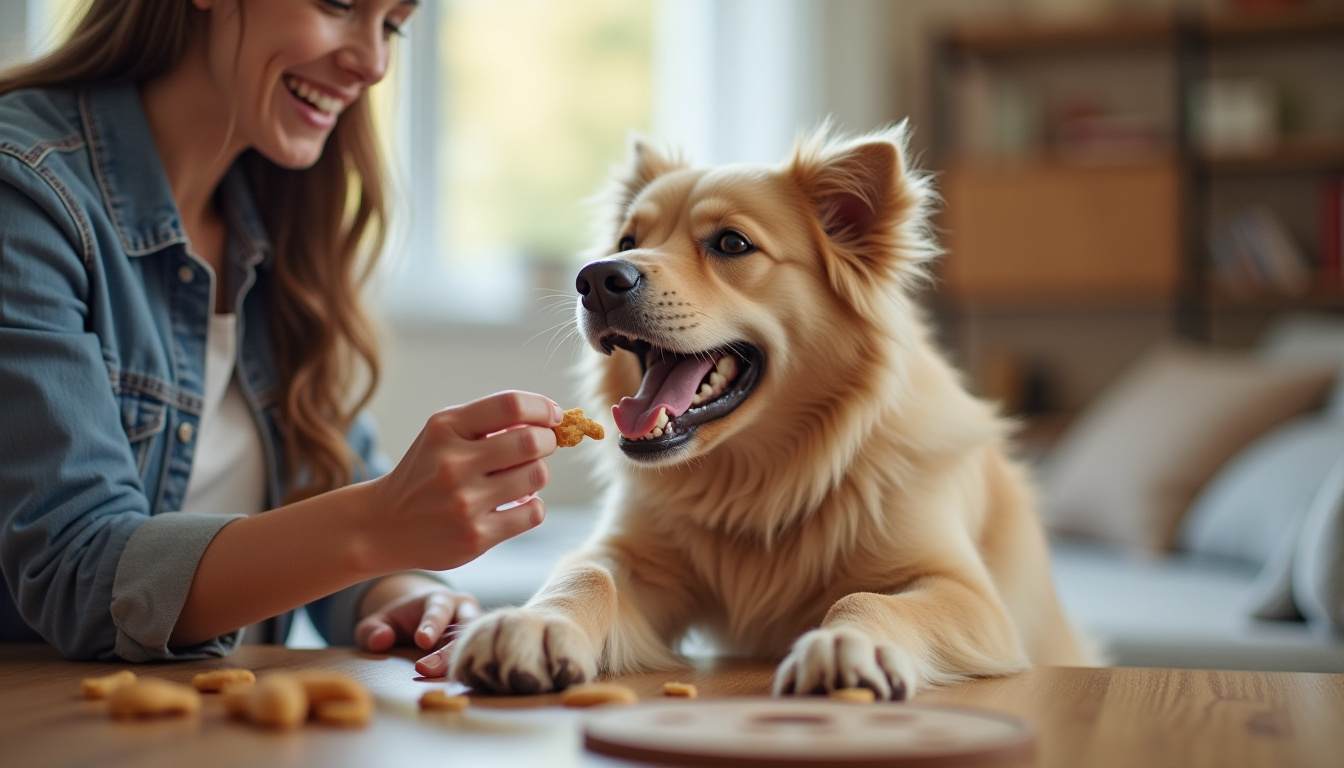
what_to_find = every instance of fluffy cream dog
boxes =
[450,124,1091,700]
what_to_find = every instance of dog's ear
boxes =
[614,134,686,211]
[594,135,687,244]
[788,122,937,312]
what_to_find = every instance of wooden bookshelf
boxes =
[945,14,1175,56]
[931,4,1344,407]
[935,6,1344,313]
[1201,5,1344,42]
[1202,135,1344,174]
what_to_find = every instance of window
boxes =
[378,0,829,327]
[379,0,656,325]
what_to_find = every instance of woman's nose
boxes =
[334,26,389,86]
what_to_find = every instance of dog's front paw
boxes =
[449,608,598,694]
[772,627,919,701]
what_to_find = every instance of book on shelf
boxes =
[1208,206,1313,296]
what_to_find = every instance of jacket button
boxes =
[177,422,195,443]
[178,265,195,284]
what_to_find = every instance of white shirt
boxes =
[181,312,269,642]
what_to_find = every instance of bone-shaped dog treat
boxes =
[107,678,201,718]
[82,670,137,699]
[192,668,256,692]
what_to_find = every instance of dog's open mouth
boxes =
[599,334,764,456]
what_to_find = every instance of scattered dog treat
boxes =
[313,699,374,728]
[561,682,639,708]
[192,668,256,692]
[293,671,373,710]
[246,675,309,729]
[553,408,605,447]
[419,689,470,712]
[662,682,697,698]
[828,687,876,703]
[228,671,375,729]
[82,669,137,699]
[222,685,253,720]
[107,678,201,719]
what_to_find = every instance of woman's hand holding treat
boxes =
[364,391,563,573]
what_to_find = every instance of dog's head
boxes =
[575,123,937,468]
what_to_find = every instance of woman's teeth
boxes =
[631,355,740,441]
[285,77,342,116]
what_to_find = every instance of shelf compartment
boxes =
[940,160,1181,304]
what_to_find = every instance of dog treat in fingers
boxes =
[107,678,202,718]
[420,689,470,712]
[82,669,137,699]
[553,408,605,447]
[561,682,638,708]
[192,668,256,692]
[829,687,876,703]
[662,682,697,698]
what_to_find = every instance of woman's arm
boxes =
[170,391,561,646]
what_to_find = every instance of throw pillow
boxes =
[1179,416,1344,567]
[1293,456,1344,631]
[1040,342,1336,552]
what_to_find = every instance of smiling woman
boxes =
[0,0,569,670]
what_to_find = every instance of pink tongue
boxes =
[612,354,716,439]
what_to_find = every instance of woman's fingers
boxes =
[482,496,546,546]
[449,391,563,439]
[416,646,452,679]
[414,591,456,650]
[480,458,552,512]
[473,425,558,476]
[355,614,397,653]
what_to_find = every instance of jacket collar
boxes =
[81,83,273,267]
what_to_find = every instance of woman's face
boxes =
[196,0,416,168]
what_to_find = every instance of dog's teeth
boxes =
[709,372,726,390]
[716,356,739,381]
[652,427,664,438]
[655,408,669,429]
[698,383,713,398]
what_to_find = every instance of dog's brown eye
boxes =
[618,235,636,252]
[712,230,754,256]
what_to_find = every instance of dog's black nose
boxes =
[576,259,643,315]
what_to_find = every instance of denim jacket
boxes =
[0,83,391,660]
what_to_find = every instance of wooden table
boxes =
[3,643,1342,767]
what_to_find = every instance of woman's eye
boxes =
[618,235,636,252]
[712,230,754,256]
[320,0,354,11]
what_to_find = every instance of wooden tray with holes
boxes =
[582,697,1034,767]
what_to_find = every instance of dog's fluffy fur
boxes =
[450,123,1092,700]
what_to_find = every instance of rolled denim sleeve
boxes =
[0,175,238,660]
[304,411,449,645]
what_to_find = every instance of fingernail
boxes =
[552,403,564,423]
[418,653,447,676]
[457,602,480,622]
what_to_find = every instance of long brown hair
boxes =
[0,0,385,503]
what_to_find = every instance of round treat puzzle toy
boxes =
[582,698,1033,767]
